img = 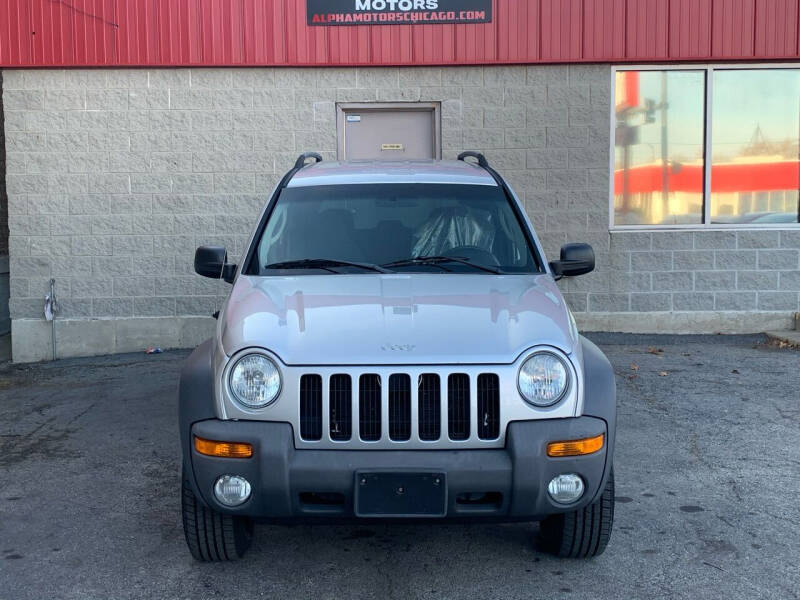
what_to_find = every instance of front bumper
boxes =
[187,417,611,521]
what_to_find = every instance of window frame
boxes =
[609,63,800,231]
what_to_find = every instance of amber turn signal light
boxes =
[546,433,604,457]
[194,436,253,458]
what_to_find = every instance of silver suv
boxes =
[179,152,616,561]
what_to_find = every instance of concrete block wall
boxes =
[0,71,8,257]
[2,65,798,361]
[566,229,800,332]
[1,72,10,336]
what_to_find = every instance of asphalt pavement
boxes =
[0,333,798,600]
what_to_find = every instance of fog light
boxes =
[213,475,251,507]
[547,474,584,504]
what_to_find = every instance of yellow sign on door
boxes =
[381,143,404,151]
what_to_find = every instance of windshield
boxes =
[248,183,540,275]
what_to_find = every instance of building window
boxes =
[613,66,800,228]
[711,70,800,224]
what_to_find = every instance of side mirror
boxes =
[194,246,237,284]
[549,243,595,280]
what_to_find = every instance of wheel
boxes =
[181,467,254,561]
[539,469,615,558]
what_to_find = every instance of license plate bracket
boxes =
[354,471,447,518]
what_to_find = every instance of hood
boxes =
[220,274,577,365]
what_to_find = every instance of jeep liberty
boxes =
[179,152,616,561]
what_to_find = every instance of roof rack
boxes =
[276,152,323,191]
[458,150,506,187]
[457,151,489,168]
[293,152,323,170]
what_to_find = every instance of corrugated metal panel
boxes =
[626,0,670,60]
[1,0,32,66]
[755,0,798,57]
[712,0,756,58]
[583,0,626,61]
[2,0,800,67]
[670,0,712,58]
[540,0,583,62]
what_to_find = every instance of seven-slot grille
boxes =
[299,372,501,444]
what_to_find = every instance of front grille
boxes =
[448,373,470,440]
[359,374,381,441]
[418,374,441,441]
[329,374,352,441]
[388,374,411,441]
[297,370,501,446]
[477,373,500,440]
[299,374,322,441]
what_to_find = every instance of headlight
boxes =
[518,352,569,406]
[229,354,281,408]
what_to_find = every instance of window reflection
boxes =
[614,70,705,225]
[710,70,800,224]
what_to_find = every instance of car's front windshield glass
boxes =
[251,183,540,275]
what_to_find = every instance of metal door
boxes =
[337,103,441,160]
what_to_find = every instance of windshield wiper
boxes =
[382,256,503,274]
[264,258,393,274]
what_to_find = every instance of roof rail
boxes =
[458,150,503,186]
[457,151,489,168]
[275,152,323,191]
[293,152,323,170]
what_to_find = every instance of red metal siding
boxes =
[755,0,799,57]
[669,0,713,59]
[583,0,626,61]
[626,0,670,60]
[712,0,755,57]
[2,0,800,67]
[540,0,583,62]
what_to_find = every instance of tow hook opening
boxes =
[299,492,346,506]
[455,492,503,507]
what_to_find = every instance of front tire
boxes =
[539,469,615,558]
[181,468,254,561]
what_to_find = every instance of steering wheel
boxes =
[442,245,501,266]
